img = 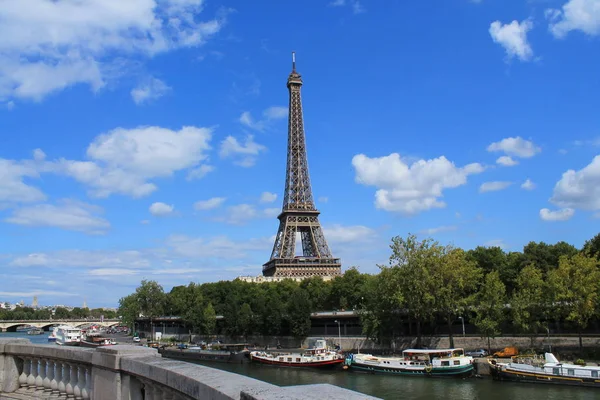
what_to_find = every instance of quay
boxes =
[0,338,377,400]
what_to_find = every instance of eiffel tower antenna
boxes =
[263,53,341,278]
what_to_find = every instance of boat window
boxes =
[568,369,574,376]
[592,371,598,378]
[296,358,301,362]
[441,361,450,367]
[553,368,560,375]
[287,358,292,362]
[454,360,460,365]
[279,357,283,361]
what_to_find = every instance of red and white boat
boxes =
[249,339,344,368]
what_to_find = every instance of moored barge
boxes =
[489,353,600,388]
[344,348,474,378]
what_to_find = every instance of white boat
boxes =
[344,348,474,378]
[250,339,344,368]
[489,353,600,388]
[55,325,82,346]
[47,327,57,342]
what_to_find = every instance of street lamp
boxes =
[334,319,341,350]
[458,316,465,337]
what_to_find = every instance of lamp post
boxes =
[458,316,465,337]
[334,320,341,350]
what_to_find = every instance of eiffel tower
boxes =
[263,53,341,278]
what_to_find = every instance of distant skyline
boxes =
[1,0,599,307]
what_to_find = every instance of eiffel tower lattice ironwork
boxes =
[263,53,342,278]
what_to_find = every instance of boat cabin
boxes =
[401,348,470,368]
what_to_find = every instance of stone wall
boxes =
[0,339,378,400]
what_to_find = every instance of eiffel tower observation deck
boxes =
[263,53,342,278]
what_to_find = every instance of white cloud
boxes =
[262,106,288,120]
[131,77,170,104]
[0,290,78,298]
[263,208,280,218]
[419,225,458,235]
[141,219,150,224]
[484,239,507,249]
[239,106,287,132]
[547,0,600,38]
[489,19,534,61]
[89,268,139,276]
[323,225,377,244]
[10,249,151,268]
[165,234,271,259]
[487,136,541,158]
[521,178,536,190]
[0,0,227,102]
[4,199,110,234]
[60,125,212,197]
[329,0,364,14]
[479,181,512,193]
[496,156,519,167]
[194,197,226,210]
[186,164,214,180]
[219,135,266,167]
[352,153,484,215]
[318,196,329,203]
[540,207,575,221]
[149,202,174,216]
[215,203,279,225]
[549,155,600,211]
[0,157,47,203]
[260,192,277,203]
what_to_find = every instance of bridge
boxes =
[0,318,120,332]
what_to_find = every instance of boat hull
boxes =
[250,356,343,368]
[346,361,474,378]
[490,366,600,388]
[47,337,57,342]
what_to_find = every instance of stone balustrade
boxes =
[0,339,378,400]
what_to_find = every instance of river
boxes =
[1,332,598,399]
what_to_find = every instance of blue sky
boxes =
[1,0,599,308]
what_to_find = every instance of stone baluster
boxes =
[73,364,82,400]
[56,360,67,396]
[50,359,59,395]
[65,362,74,398]
[18,357,30,389]
[43,358,53,392]
[35,358,45,390]
[27,357,38,390]
[80,366,91,400]
[162,388,176,400]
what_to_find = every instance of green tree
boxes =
[360,266,404,343]
[390,234,441,347]
[53,307,70,319]
[202,303,217,336]
[548,254,600,352]
[287,289,312,338]
[238,303,254,340]
[473,270,507,353]
[433,248,482,348]
[118,294,140,332]
[582,233,600,260]
[168,283,205,335]
[511,264,548,346]
[135,280,165,340]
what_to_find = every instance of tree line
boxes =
[118,233,600,351]
[0,307,118,321]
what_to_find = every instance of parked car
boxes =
[132,336,141,342]
[465,349,488,358]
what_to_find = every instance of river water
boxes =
[1,332,598,399]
